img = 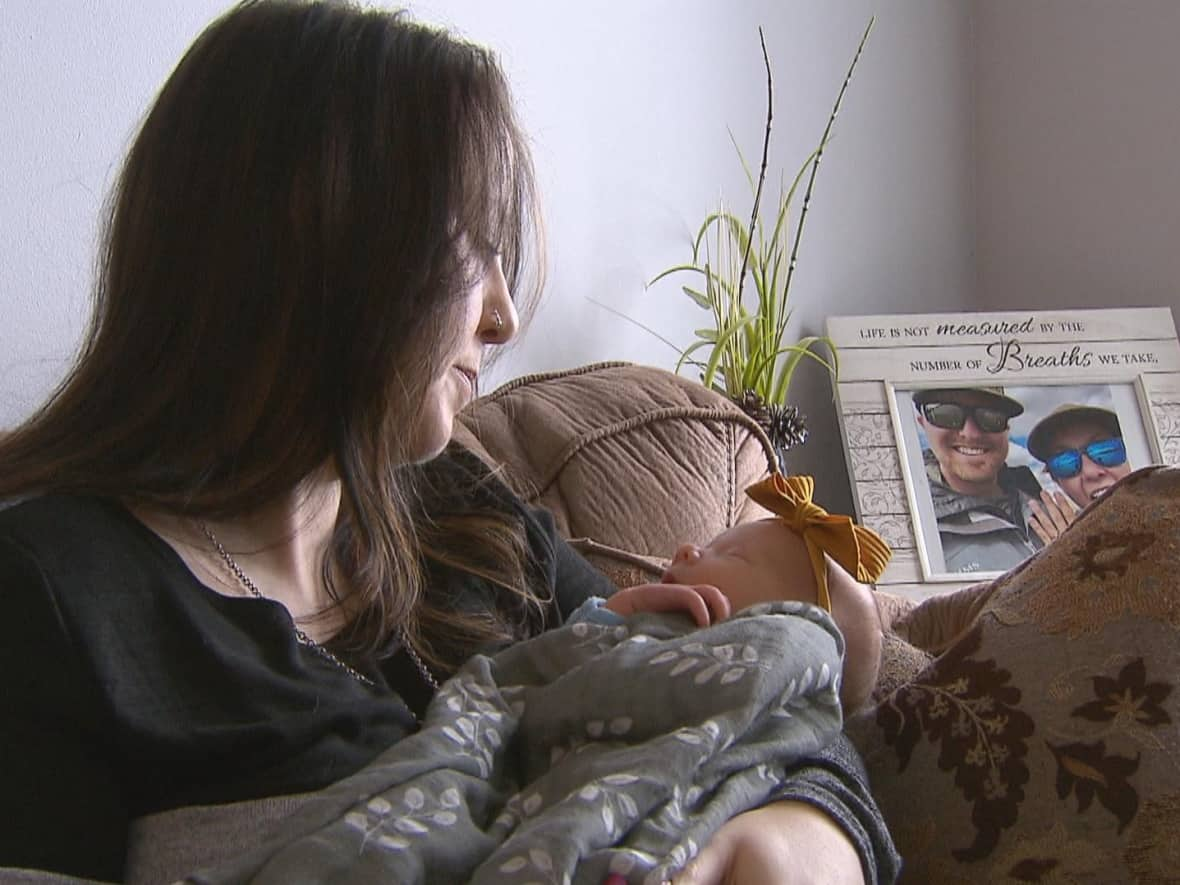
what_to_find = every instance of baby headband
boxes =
[745,473,893,612]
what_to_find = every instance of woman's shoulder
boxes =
[0,493,139,550]
[0,494,179,606]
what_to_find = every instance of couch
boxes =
[456,361,1180,885]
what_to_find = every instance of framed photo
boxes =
[891,379,1158,581]
[826,308,1180,598]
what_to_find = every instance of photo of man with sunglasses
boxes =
[1024,404,1132,542]
[913,387,1046,574]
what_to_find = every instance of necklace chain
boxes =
[200,523,392,688]
[201,523,440,692]
[400,630,441,691]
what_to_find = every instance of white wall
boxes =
[0,0,239,417]
[975,0,1180,321]
[0,0,975,512]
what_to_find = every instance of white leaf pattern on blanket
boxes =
[497,847,557,877]
[571,620,630,655]
[343,784,462,854]
[434,671,509,777]
[648,639,761,687]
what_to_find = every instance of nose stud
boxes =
[492,308,503,331]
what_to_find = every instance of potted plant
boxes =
[649,19,874,470]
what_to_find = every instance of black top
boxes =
[0,449,899,883]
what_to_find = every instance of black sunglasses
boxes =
[919,401,1011,434]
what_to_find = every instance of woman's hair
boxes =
[0,0,546,667]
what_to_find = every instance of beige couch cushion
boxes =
[847,465,1180,882]
[455,362,778,560]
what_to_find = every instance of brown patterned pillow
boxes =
[847,465,1180,883]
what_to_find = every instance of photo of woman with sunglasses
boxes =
[911,387,1047,575]
[1023,403,1133,543]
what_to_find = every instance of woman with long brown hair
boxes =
[0,3,896,882]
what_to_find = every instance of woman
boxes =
[1025,404,1133,544]
[0,2,897,882]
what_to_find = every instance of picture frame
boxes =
[826,307,1180,598]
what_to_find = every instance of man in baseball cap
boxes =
[913,387,1044,574]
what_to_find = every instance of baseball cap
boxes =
[911,387,1024,418]
[1027,404,1122,462]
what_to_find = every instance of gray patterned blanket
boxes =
[185,601,845,885]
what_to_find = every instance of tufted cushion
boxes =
[847,465,1180,883]
[455,362,778,560]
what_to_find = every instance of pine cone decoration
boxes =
[766,402,808,451]
[733,390,808,470]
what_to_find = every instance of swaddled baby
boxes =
[586,473,892,712]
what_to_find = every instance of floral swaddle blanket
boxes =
[187,601,845,885]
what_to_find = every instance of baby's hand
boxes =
[605,583,731,627]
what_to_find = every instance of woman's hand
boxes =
[1028,489,1077,545]
[669,801,865,885]
[604,582,730,627]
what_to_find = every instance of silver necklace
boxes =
[201,523,440,692]
[201,522,385,687]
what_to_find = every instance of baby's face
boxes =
[661,519,814,612]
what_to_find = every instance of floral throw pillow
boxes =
[846,465,1180,883]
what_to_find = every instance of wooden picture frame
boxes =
[826,307,1180,598]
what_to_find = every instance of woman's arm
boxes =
[672,800,864,884]
[673,735,900,884]
[679,735,901,885]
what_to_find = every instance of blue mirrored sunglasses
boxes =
[1044,437,1127,480]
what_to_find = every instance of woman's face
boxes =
[1049,420,1132,508]
[406,253,518,462]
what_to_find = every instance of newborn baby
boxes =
[594,474,892,712]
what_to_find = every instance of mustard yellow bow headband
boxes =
[745,473,892,612]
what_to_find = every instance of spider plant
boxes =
[649,18,873,411]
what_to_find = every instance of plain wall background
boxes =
[3,2,1175,512]
[974,0,1180,322]
[0,1,974,513]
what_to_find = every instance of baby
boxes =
[585,474,892,713]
